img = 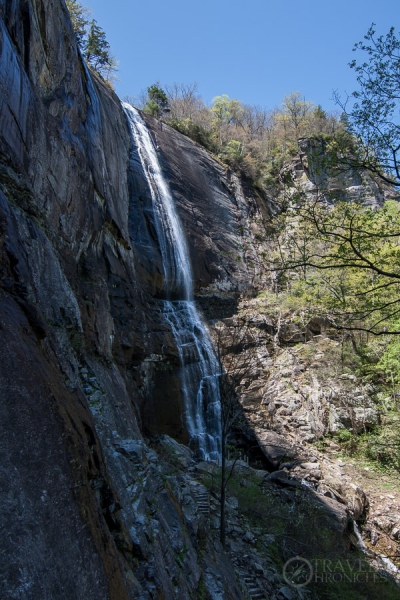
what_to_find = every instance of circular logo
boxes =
[283,556,313,588]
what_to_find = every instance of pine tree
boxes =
[85,20,118,82]
[66,2,118,84]
[66,0,89,50]
[144,84,170,119]
[85,20,109,70]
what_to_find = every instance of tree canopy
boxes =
[143,84,170,119]
[265,26,399,333]
[66,0,89,48]
[125,84,342,184]
[271,195,400,335]
[66,0,118,83]
[335,24,400,188]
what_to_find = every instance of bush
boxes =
[167,118,217,153]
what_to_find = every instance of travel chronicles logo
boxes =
[282,557,388,588]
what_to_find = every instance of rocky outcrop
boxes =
[297,137,400,207]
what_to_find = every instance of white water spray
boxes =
[123,103,221,460]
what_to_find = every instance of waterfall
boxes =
[123,103,221,460]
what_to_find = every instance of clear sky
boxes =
[87,0,398,112]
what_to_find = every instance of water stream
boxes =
[123,103,221,460]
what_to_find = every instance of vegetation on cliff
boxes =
[130,82,345,189]
[269,29,399,370]
[334,24,400,189]
[66,0,118,83]
[259,26,400,478]
[123,22,400,478]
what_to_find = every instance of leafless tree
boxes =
[212,320,261,546]
[123,90,148,110]
[165,82,206,121]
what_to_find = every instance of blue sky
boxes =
[87,0,398,112]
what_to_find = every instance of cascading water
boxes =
[123,103,221,460]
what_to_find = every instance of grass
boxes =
[322,417,400,477]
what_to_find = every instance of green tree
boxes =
[143,84,170,119]
[211,95,243,125]
[66,1,118,83]
[66,0,89,50]
[211,95,244,145]
[375,332,400,394]
[85,20,117,80]
[272,193,400,336]
[335,24,400,187]
[281,91,314,138]
[269,26,400,339]
[314,105,327,121]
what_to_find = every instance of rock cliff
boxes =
[1,1,399,599]
[0,1,268,597]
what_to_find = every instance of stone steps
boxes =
[191,489,210,516]
[238,571,266,599]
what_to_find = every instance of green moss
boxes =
[69,331,84,353]
[195,576,207,600]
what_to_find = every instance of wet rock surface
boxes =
[1,1,400,598]
[143,115,270,297]
[0,1,273,597]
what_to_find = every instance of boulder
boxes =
[256,431,296,468]
[158,434,194,467]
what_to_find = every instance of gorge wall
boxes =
[1,1,398,599]
[0,1,269,597]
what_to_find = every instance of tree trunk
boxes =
[220,435,226,547]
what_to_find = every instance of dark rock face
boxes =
[142,114,268,295]
[0,1,269,597]
[0,1,371,597]
[0,295,111,600]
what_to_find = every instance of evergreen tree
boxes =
[66,0,89,50]
[314,105,327,121]
[66,1,118,83]
[144,84,170,119]
[85,20,110,71]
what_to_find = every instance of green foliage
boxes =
[211,95,244,125]
[154,86,343,184]
[280,91,314,137]
[85,20,110,72]
[272,197,400,336]
[167,118,217,152]
[144,84,170,119]
[66,0,89,48]
[375,332,400,390]
[330,417,400,475]
[225,472,265,517]
[335,429,353,443]
[196,576,207,600]
[314,105,327,121]
[66,0,117,83]
[363,423,400,472]
[219,139,244,170]
[335,25,400,187]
